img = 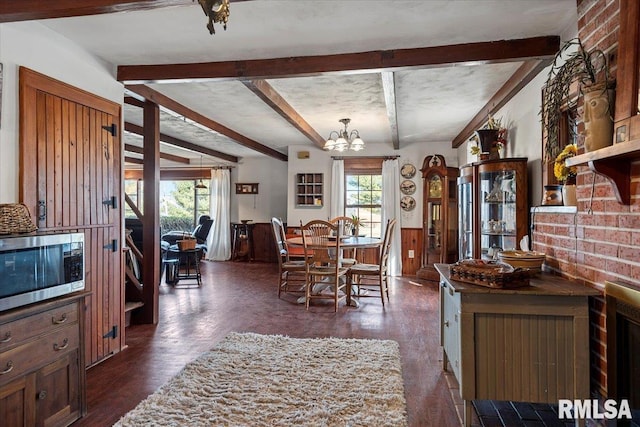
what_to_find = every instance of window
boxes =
[345,174,382,238]
[343,158,383,240]
[124,179,210,234]
[544,105,578,185]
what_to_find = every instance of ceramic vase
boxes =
[583,82,615,152]
[562,184,577,206]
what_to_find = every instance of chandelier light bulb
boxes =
[324,118,365,152]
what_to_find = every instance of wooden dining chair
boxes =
[347,218,397,307]
[328,216,358,266]
[300,219,350,311]
[271,217,306,297]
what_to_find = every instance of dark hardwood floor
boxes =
[72,260,466,427]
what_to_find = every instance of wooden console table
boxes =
[434,264,599,427]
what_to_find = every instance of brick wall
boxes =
[532,0,640,400]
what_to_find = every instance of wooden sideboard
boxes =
[0,293,87,427]
[434,264,599,427]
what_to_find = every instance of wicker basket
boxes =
[177,238,196,251]
[0,203,38,235]
[450,259,530,289]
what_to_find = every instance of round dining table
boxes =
[285,235,382,250]
[285,235,382,307]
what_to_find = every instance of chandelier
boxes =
[194,0,230,35]
[323,118,365,152]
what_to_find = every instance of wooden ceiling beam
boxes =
[124,143,191,164]
[124,122,239,163]
[451,59,552,148]
[124,96,145,108]
[0,0,191,23]
[124,156,144,165]
[125,84,287,161]
[381,72,399,150]
[118,36,560,83]
[243,79,325,149]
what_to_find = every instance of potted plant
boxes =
[541,38,615,161]
[554,143,578,206]
[350,215,363,236]
[470,115,506,160]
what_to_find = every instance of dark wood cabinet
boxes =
[0,294,86,427]
[416,155,459,281]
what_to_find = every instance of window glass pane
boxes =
[344,173,382,238]
[124,179,209,235]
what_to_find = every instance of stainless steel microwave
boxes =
[0,232,84,312]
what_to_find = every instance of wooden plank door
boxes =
[19,67,124,367]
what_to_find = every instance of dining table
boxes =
[285,235,383,307]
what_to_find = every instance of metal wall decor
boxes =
[194,0,230,35]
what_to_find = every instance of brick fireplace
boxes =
[605,281,640,424]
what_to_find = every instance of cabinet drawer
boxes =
[0,302,78,352]
[0,323,79,385]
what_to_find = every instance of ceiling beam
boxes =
[243,79,326,149]
[124,96,145,108]
[451,59,552,148]
[117,36,560,83]
[125,122,239,163]
[381,72,399,150]
[0,0,192,23]
[124,143,191,164]
[126,84,287,161]
[125,156,144,165]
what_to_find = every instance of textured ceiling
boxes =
[32,0,578,166]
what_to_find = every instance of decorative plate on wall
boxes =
[400,163,416,179]
[400,179,416,195]
[400,195,416,211]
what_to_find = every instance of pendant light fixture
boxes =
[323,118,365,152]
[195,155,208,190]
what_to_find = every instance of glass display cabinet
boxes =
[458,158,528,260]
[457,165,474,260]
[417,155,459,281]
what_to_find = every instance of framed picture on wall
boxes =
[235,183,259,194]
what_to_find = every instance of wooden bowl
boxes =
[497,250,545,271]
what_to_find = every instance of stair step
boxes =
[125,301,144,313]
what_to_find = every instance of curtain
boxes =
[330,159,344,219]
[382,159,402,276]
[206,168,231,261]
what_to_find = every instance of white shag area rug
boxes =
[114,332,408,426]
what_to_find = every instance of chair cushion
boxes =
[282,261,306,270]
[348,263,380,274]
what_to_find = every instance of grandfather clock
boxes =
[416,155,459,282]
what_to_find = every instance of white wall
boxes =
[231,156,288,223]
[0,22,123,203]
[287,140,458,229]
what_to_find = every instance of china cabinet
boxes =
[458,158,528,260]
[416,155,458,281]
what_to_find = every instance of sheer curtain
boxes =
[382,159,402,276]
[330,159,344,219]
[206,168,231,261]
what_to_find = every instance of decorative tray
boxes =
[450,259,530,289]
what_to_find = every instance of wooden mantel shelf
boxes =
[565,139,640,204]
